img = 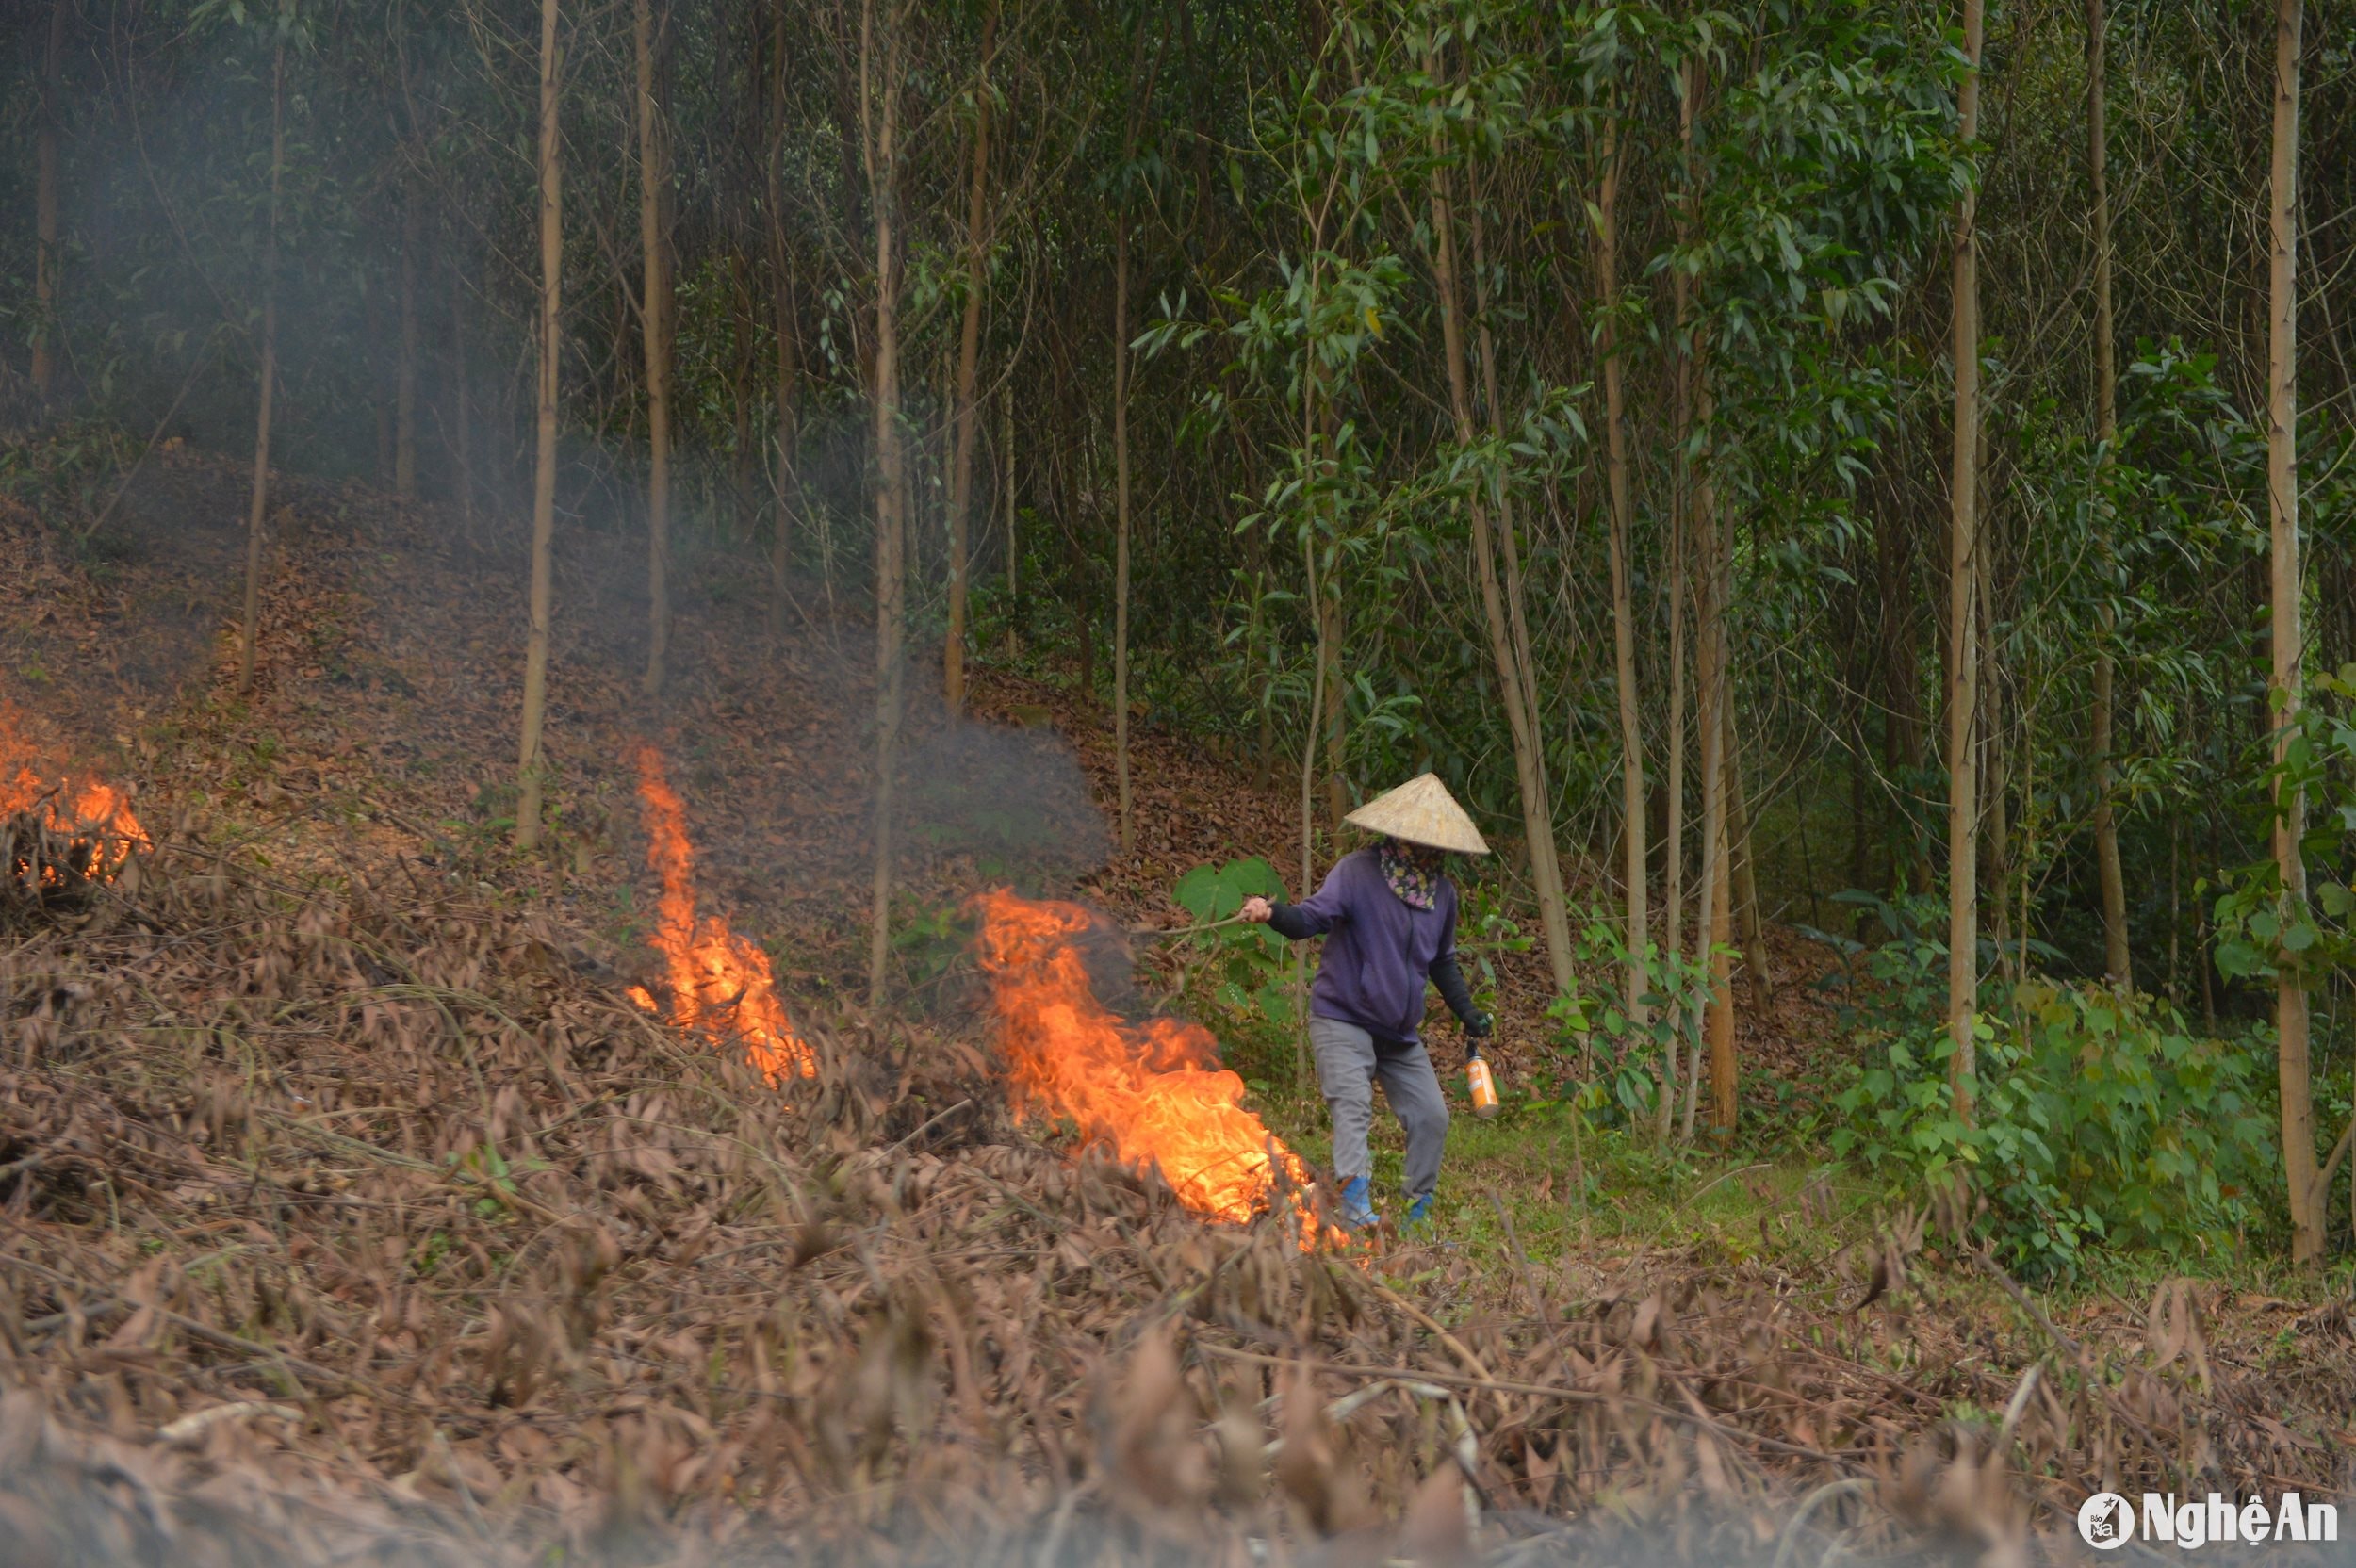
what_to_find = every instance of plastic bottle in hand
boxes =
[1465,1047,1500,1119]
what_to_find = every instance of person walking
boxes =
[1240,773,1492,1229]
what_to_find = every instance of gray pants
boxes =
[1308,1017,1449,1203]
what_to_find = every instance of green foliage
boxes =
[1550,904,1719,1127]
[2214,664,2356,985]
[0,420,140,531]
[444,1138,548,1220]
[1454,876,1531,998]
[890,898,973,1007]
[1828,908,2278,1279]
[1171,857,1296,1023]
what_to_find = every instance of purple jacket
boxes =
[1268,848,1483,1045]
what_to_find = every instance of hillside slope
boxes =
[0,451,2348,1565]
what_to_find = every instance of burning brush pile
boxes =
[972,889,1332,1246]
[625,745,814,1083]
[0,704,148,911]
[620,745,1324,1245]
[0,771,2349,1565]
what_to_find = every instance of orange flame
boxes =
[630,744,815,1082]
[0,705,149,888]
[973,889,1332,1246]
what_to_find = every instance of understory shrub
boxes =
[1828,911,2277,1277]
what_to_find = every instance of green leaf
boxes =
[1174,864,1223,923]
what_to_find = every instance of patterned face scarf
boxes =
[1378,837,1445,910]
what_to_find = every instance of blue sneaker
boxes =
[1337,1175,1379,1230]
[1403,1191,1436,1227]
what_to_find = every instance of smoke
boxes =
[893,710,1107,878]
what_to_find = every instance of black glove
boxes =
[1465,1011,1493,1041]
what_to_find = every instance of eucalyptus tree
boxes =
[1576,2,1653,1060]
[2086,0,2129,986]
[634,0,674,695]
[864,0,911,1019]
[2266,0,2317,1263]
[33,0,67,401]
[513,0,563,854]
[240,20,286,694]
[1945,0,1987,1122]
[941,0,1000,713]
[1672,0,1966,1130]
[1414,2,1582,997]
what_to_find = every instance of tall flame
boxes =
[629,744,815,1082]
[0,704,149,888]
[973,889,1329,1245]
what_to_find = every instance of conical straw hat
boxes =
[1345,773,1490,855]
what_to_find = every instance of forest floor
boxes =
[2,435,2353,1563]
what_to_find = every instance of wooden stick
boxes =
[1125,913,1250,939]
[1358,1272,1494,1382]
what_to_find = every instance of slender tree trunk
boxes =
[1244,556,1268,784]
[1470,204,1553,887]
[730,253,755,533]
[396,173,419,500]
[1072,512,1095,702]
[1845,586,1872,903]
[1430,155,1574,995]
[2267,0,2319,1264]
[1879,481,1924,897]
[1293,524,1323,1074]
[450,255,474,544]
[239,41,286,694]
[1945,0,1986,1122]
[515,0,563,852]
[1290,294,1334,1060]
[1003,379,1018,658]
[32,0,66,401]
[1726,719,1771,1003]
[1981,572,2014,985]
[770,270,800,612]
[1681,625,1718,1148]
[945,0,998,711]
[1690,542,1729,1140]
[864,0,908,1019]
[635,0,672,694]
[1674,58,1735,1137]
[1661,498,1689,1137]
[2167,817,2182,1003]
[767,0,800,629]
[1320,588,1347,827]
[1698,398,1736,1137]
[1113,219,1135,852]
[1707,753,1736,1134]
[1244,424,1271,786]
[1596,98,1648,1029]
[1661,57,1698,1140]
[2087,0,2131,986]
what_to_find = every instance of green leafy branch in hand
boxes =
[1171,857,1296,1025]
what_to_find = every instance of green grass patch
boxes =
[1170,968,1886,1276]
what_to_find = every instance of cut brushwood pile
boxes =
[2,824,2350,1566]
